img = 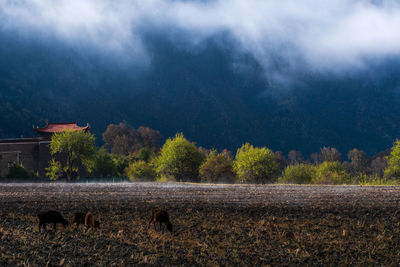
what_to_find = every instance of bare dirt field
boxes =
[1,183,400,266]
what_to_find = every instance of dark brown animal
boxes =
[38,210,68,232]
[71,212,86,228]
[149,208,173,232]
[84,212,100,230]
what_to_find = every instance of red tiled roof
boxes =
[34,122,89,134]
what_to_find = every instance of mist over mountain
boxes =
[1,0,400,156]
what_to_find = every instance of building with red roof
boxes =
[0,121,90,177]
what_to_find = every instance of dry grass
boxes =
[0,183,400,266]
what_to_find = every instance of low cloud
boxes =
[1,0,400,75]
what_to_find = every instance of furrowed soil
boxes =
[1,183,400,266]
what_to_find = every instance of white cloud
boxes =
[1,0,400,73]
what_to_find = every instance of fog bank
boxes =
[2,0,400,75]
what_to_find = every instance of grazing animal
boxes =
[38,210,68,232]
[84,212,100,230]
[71,212,86,228]
[149,208,173,232]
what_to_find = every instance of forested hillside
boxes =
[1,29,400,156]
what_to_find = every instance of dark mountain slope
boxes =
[0,30,400,156]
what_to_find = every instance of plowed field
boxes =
[1,183,400,266]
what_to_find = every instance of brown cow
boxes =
[84,212,100,230]
[38,210,68,232]
[149,208,173,232]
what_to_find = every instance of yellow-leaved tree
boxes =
[233,143,277,184]
[46,130,96,181]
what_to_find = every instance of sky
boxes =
[1,0,400,76]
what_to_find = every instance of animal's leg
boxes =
[53,223,57,231]
[38,222,41,232]
[153,222,157,231]
[159,222,162,231]
[43,223,47,231]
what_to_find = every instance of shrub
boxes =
[111,154,135,177]
[233,143,277,184]
[92,147,117,178]
[125,160,156,181]
[133,148,154,163]
[199,151,236,183]
[7,163,31,179]
[155,133,204,182]
[312,161,351,184]
[279,164,316,184]
[384,139,400,180]
[356,173,400,185]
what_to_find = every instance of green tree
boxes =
[111,154,134,177]
[199,150,236,183]
[155,133,204,182]
[133,147,154,163]
[384,139,400,180]
[46,159,62,180]
[312,161,350,184]
[125,160,156,181]
[279,163,316,184]
[48,130,96,181]
[92,147,117,178]
[233,143,277,184]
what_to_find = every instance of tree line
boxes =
[8,122,400,184]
